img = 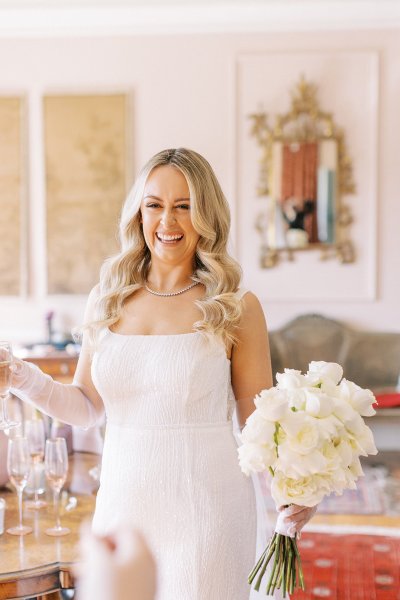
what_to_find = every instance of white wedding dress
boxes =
[91,319,280,599]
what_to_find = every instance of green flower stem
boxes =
[278,537,287,598]
[249,533,278,584]
[279,538,288,596]
[254,548,272,591]
[288,542,294,594]
[285,541,293,595]
[266,534,282,595]
[291,544,297,593]
[291,536,305,590]
[248,544,269,584]
[291,537,298,590]
[269,537,284,595]
[249,533,306,596]
[255,535,281,592]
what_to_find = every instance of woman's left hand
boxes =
[276,504,318,538]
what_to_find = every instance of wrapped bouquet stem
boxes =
[249,507,307,596]
[238,361,378,597]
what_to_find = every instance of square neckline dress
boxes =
[90,294,270,599]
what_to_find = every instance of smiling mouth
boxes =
[156,233,184,244]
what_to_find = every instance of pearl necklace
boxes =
[144,281,199,297]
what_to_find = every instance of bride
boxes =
[11,148,315,599]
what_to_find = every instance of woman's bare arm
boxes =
[231,292,273,429]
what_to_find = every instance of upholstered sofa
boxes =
[269,313,400,390]
[269,314,400,450]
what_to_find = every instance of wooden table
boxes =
[0,452,99,600]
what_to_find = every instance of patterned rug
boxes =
[290,532,400,600]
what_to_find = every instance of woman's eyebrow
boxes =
[143,194,191,202]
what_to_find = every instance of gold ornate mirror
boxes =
[249,76,356,268]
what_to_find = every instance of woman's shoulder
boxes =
[234,288,260,305]
[235,289,266,328]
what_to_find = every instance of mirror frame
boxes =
[249,76,356,268]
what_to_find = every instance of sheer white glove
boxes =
[76,526,157,600]
[275,504,318,539]
[10,358,103,428]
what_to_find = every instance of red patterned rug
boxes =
[290,532,400,600]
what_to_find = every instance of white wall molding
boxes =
[0,2,400,38]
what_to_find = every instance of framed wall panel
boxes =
[235,51,378,302]
[0,97,25,296]
[44,93,128,294]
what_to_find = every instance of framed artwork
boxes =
[0,97,25,296]
[44,93,129,294]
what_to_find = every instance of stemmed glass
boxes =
[25,418,47,509]
[0,341,20,430]
[44,437,70,536]
[6,437,33,535]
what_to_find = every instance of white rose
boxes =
[331,396,358,424]
[241,411,275,446]
[286,388,307,412]
[304,389,333,418]
[237,443,276,476]
[316,414,344,441]
[338,379,376,417]
[307,361,343,386]
[349,456,364,478]
[279,413,320,454]
[334,439,355,469]
[320,441,343,471]
[326,470,352,495]
[276,443,327,477]
[346,420,378,457]
[271,472,329,507]
[276,369,308,390]
[254,388,289,422]
[340,466,359,491]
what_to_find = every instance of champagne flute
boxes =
[25,418,47,509]
[6,437,33,535]
[0,341,19,430]
[44,437,70,536]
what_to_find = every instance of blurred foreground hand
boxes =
[75,525,157,600]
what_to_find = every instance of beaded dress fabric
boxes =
[91,292,277,599]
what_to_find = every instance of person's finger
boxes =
[295,519,308,531]
[284,508,309,522]
[99,535,117,552]
[285,504,312,516]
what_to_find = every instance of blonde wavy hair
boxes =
[87,148,243,346]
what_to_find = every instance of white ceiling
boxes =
[0,0,397,6]
[0,0,398,36]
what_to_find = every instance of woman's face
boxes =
[140,165,200,267]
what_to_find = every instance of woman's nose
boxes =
[160,210,176,227]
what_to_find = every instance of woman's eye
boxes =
[178,204,190,210]
[146,203,160,208]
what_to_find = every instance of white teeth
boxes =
[157,233,183,241]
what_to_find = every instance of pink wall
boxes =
[0,27,399,343]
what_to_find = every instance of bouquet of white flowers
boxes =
[238,361,378,597]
